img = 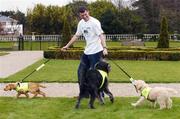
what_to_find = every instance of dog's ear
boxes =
[135,80,146,91]
[9,84,16,90]
[95,60,110,73]
[134,80,140,90]
[133,80,138,92]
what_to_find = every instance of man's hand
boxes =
[61,46,68,51]
[103,48,108,56]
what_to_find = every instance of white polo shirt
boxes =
[75,16,104,55]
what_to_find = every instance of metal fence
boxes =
[0,35,61,41]
[0,34,179,42]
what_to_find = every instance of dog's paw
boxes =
[131,103,137,107]
[89,106,95,109]
[75,104,80,109]
[110,97,114,103]
[88,104,95,109]
[100,102,105,105]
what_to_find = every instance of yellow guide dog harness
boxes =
[98,70,108,89]
[16,83,29,92]
[141,87,152,99]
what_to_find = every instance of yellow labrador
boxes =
[131,80,177,109]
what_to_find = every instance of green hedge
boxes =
[44,47,180,61]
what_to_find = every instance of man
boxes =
[61,6,107,97]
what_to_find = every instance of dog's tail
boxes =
[166,88,178,95]
[39,84,46,88]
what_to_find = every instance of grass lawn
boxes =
[0,97,179,119]
[0,52,9,56]
[2,59,180,83]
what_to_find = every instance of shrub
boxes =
[157,16,169,48]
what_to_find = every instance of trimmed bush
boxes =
[44,47,180,61]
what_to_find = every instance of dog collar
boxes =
[16,83,29,92]
[141,87,151,99]
[98,70,108,89]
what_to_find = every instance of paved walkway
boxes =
[0,51,43,78]
[1,83,180,97]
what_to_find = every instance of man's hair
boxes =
[78,6,88,13]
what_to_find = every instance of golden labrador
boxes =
[4,82,46,98]
[131,80,178,110]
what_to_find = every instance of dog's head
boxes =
[134,80,149,92]
[95,60,111,73]
[4,83,16,91]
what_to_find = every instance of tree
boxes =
[26,4,65,34]
[89,1,145,34]
[61,8,72,47]
[157,16,169,48]
[27,4,47,34]
[100,8,145,34]
[89,1,117,20]
[118,8,146,34]
[45,5,64,34]
[0,11,15,16]
[12,10,26,25]
[100,8,119,34]
[133,0,180,34]
[111,0,124,10]
[133,0,160,33]
[89,1,120,34]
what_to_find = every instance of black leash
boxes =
[110,58,131,79]
[107,57,133,80]
[106,57,137,92]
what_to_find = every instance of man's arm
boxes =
[99,34,108,55]
[61,35,79,51]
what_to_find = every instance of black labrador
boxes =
[75,60,114,109]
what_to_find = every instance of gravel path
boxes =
[0,51,43,78]
[1,83,180,97]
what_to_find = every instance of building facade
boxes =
[0,15,23,35]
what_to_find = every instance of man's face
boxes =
[79,10,90,21]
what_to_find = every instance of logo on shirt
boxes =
[84,30,88,34]
[83,27,91,36]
